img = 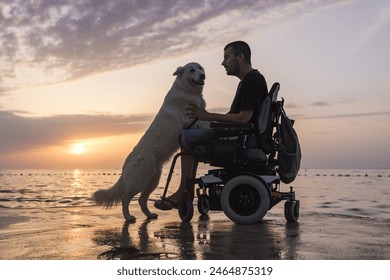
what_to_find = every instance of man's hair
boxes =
[224,41,251,64]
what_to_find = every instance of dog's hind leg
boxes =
[139,168,162,219]
[122,193,137,223]
[121,178,138,223]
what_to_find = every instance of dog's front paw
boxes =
[147,213,158,220]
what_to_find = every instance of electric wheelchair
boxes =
[161,82,300,224]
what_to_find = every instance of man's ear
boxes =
[173,66,184,76]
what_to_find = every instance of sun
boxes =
[69,143,86,155]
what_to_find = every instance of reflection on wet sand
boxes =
[282,222,301,259]
[94,220,180,260]
[93,213,300,260]
[1,206,388,260]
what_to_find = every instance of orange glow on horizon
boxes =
[0,133,145,169]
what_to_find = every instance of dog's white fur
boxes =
[92,62,206,222]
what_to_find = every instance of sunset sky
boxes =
[1,0,389,169]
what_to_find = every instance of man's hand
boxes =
[186,103,209,120]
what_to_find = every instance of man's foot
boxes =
[154,198,179,211]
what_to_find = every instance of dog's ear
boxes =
[173,66,184,76]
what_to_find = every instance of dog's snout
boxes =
[200,74,205,80]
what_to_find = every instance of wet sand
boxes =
[0,205,389,260]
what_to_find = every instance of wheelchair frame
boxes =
[160,82,300,224]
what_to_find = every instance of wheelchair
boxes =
[161,82,300,224]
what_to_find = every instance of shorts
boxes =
[180,128,216,153]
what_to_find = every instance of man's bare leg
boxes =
[166,151,198,204]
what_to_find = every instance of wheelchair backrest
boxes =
[256,82,280,154]
[257,83,279,134]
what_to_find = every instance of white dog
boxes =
[92,62,206,222]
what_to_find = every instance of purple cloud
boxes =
[0,0,344,92]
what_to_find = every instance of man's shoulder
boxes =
[243,69,261,78]
[244,69,266,83]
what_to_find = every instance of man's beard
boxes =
[226,64,239,76]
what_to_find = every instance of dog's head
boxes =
[173,62,205,87]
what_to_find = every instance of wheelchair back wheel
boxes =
[221,175,271,224]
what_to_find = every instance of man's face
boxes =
[222,47,239,76]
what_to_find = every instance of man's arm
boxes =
[186,103,254,123]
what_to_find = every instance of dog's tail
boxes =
[92,177,123,208]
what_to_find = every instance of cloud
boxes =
[353,4,390,52]
[308,98,357,108]
[285,103,300,109]
[0,110,153,154]
[0,105,228,154]
[301,110,390,120]
[0,0,345,93]
[310,101,329,106]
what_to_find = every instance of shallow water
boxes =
[0,168,389,219]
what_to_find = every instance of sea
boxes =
[0,167,389,220]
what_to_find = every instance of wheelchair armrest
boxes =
[210,122,254,130]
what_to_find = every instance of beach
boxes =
[0,169,389,260]
[0,205,389,260]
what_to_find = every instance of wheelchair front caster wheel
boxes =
[197,194,210,215]
[284,200,300,222]
[179,199,194,222]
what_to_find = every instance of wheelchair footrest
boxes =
[200,174,223,184]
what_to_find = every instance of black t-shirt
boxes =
[228,69,268,132]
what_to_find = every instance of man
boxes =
[154,41,268,210]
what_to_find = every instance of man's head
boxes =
[222,41,252,77]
